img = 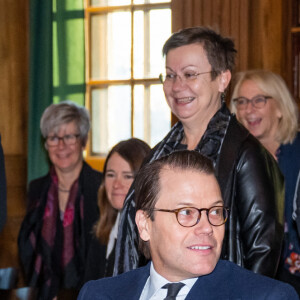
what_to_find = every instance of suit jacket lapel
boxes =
[121,263,151,300]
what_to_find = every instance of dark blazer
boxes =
[0,135,6,232]
[78,260,298,300]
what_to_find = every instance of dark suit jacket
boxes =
[78,260,298,300]
[0,135,6,232]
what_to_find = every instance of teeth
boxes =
[177,97,194,103]
[190,246,210,250]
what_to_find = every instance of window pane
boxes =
[133,8,171,78]
[150,84,171,146]
[133,85,145,140]
[134,0,170,4]
[134,84,171,147]
[133,11,144,78]
[149,9,171,77]
[91,86,131,154]
[91,0,131,6]
[91,12,131,80]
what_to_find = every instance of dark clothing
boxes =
[0,135,6,232]
[276,132,300,293]
[114,103,284,277]
[18,162,102,300]
[84,237,116,282]
[295,171,300,236]
[79,260,298,300]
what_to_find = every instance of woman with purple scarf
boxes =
[18,101,102,300]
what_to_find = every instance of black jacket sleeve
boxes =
[235,138,284,276]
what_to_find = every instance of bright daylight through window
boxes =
[85,0,171,155]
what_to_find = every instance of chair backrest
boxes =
[0,287,37,300]
[0,268,18,289]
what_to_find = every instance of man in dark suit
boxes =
[78,151,298,300]
[0,135,6,232]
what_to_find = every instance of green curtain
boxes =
[28,0,85,183]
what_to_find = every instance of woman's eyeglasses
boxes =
[159,71,212,85]
[233,95,272,110]
[46,134,80,147]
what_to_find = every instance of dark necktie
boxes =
[162,282,185,300]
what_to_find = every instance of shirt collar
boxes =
[147,262,197,298]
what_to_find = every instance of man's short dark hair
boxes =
[162,26,237,80]
[135,150,215,258]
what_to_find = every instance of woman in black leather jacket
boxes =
[113,26,284,278]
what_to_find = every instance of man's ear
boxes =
[218,70,231,92]
[135,210,150,242]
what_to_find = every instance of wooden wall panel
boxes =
[248,0,283,73]
[0,0,29,274]
[0,1,28,154]
[171,0,284,76]
[171,0,251,74]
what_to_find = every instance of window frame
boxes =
[84,1,171,170]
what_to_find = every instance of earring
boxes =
[221,92,226,102]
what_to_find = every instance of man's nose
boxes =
[194,211,213,235]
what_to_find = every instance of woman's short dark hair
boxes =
[162,26,237,80]
[135,150,215,258]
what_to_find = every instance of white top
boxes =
[139,262,197,300]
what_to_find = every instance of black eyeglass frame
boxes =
[46,134,81,147]
[151,206,230,227]
[233,95,272,109]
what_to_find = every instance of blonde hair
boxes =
[230,70,299,144]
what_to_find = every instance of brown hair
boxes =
[135,150,215,259]
[94,138,151,244]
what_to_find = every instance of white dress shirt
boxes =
[139,262,197,300]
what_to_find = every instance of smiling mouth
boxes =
[247,118,261,127]
[112,193,125,197]
[57,154,69,159]
[176,97,195,104]
[189,245,212,250]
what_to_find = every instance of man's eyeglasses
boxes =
[46,134,80,147]
[233,95,272,110]
[159,71,212,85]
[151,206,229,227]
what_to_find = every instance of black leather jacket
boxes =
[217,116,284,277]
[114,108,284,278]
